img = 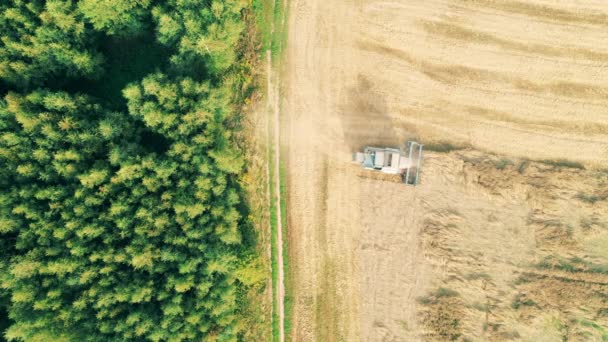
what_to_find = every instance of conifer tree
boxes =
[152,0,247,74]
[78,0,152,36]
[0,0,103,88]
[0,87,259,340]
[0,1,264,340]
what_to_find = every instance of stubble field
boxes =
[284,0,608,341]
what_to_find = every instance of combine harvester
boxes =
[353,141,423,185]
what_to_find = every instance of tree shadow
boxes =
[62,30,172,110]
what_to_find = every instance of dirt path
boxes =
[267,49,285,342]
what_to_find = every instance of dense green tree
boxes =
[0,0,103,88]
[0,91,126,341]
[123,73,245,244]
[0,1,263,341]
[152,0,247,74]
[78,0,153,36]
[0,77,261,342]
[0,86,259,341]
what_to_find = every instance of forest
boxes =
[0,0,265,341]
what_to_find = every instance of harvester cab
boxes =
[353,141,423,185]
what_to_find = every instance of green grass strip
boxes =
[252,0,288,340]
[279,155,292,338]
[269,141,280,342]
